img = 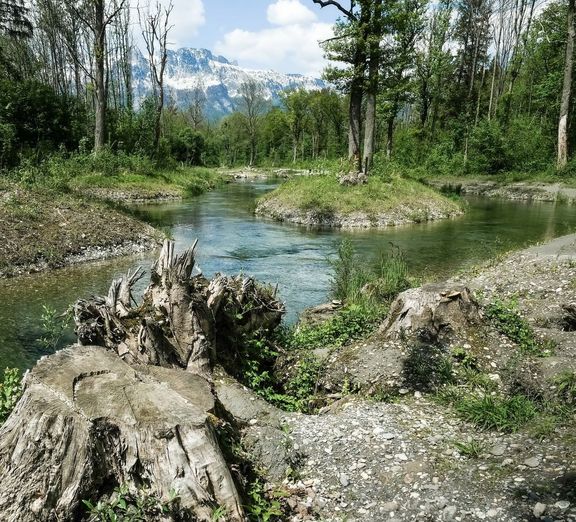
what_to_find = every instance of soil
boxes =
[0,184,163,278]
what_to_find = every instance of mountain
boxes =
[132,48,327,120]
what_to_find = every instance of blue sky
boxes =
[146,0,339,76]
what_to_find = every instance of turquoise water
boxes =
[1,180,575,370]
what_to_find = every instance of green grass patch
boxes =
[258,173,462,221]
[485,299,555,356]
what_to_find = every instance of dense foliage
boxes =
[0,0,574,176]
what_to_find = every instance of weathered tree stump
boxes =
[381,283,481,341]
[0,240,286,522]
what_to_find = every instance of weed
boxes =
[37,304,72,351]
[453,393,537,432]
[83,484,179,521]
[402,343,453,392]
[246,479,283,522]
[453,438,486,458]
[290,305,381,350]
[0,368,21,424]
[555,372,576,406]
[485,299,554,356]
[211,505,228,521]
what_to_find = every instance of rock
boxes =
[524,456,541,468]
[489,444,506,456]
[443,505,458,520]
[381,283,481,342]
[381,501,399,512]
[340,473,350,487]
[339,171,368,186]
[555,500,570,510]
[533,502,547,517]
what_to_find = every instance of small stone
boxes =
[490,444,506,456]
[524,457,541,468]
[339,474,350,487]
[399,388,410,395]
[381,501,399,512]
[555,500,570,510]
[487,508,499,517]
[414,391,422,399]
[443,505,457,520]
[533,503,546,517]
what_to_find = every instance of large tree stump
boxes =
[381,283,481,341]
[0,346,243,521]
[0,240,286,521]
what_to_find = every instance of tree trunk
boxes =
[386,115,395,160]
[94,0,106,152]
[558,0,575,169]
[362,0,383,175]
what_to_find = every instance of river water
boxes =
[2,180,575,370]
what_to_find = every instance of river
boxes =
[1,179,575,370]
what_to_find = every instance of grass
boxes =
[257,172,462,223]
[485,299,555,356]
[69,166,224,199]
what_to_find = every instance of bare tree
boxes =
[188,78,206,130]
[139,0,174,155]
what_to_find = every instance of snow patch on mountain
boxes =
[132,47,326,119]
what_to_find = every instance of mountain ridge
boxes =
[132,47,327,119]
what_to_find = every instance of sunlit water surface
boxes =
[2,180,575,369]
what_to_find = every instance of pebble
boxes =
[489,444,506,456]
[555,500,570,510]
[524,457,541,468]
[339,474,350,487]
[381,501,399,512]
[533,502,547,517]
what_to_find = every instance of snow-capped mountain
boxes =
[132,48,326,119]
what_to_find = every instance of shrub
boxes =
[468,119,510,174]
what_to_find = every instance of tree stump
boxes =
[0,240,286,521]
[381,283,481,342]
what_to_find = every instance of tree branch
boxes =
[311,0,356,20]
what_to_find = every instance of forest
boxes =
[0,0,575,179]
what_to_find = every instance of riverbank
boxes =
[262,232,576,521]
[0,182,164,278]
[428,176,576,203]
[256,174,463,228]
[68,166,225,202]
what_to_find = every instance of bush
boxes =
[468,119,510,174]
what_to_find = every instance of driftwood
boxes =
[381,283,481,341]
[0,240,286,522]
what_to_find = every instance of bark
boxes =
[362,0,384,174]
[94,0,106,151]
[0,240,286,521]
[558,0,575,169]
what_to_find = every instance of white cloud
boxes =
[134,0,206,48]
[267,0,317,26]
[215,1,333,77]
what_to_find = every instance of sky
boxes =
[135,0,339,77]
